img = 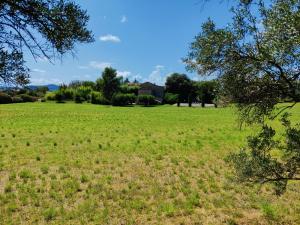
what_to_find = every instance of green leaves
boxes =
[96,67,121,102]
[0,50,29,86]
[0,0,93,85]
[186,0,300,124]
[228,114,300,195]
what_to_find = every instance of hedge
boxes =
[0,92,12,104]
[91,92,110,105]
[111,93,136,106]
[19,94,37,102]
[137,94,156,106]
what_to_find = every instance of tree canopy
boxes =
[185,0,300,194]
[165,73,193,106]
[0,0,94,86]
[196,80,218,106]
[96,67,121,101]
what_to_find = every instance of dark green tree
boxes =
[185,0,300,194]
[165,73,193,107]
[96,67,121,102]
[197,80,218,107]
[0,0,94,86]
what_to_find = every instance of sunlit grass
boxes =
[0,102,299,224]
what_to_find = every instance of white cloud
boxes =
[32,68,46,73]
[121,15,128,23]
[99,34,121,43]
[78,66,89,70]
[117,70,131,78]
[89,61,112,70]
[147,65,166,85]
[132,74,142,82]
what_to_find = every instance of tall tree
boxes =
[197,80,218,107]
[0,0,94,86]
[185,0,300,194]
[165,73,193,107]
[96,67,121,101]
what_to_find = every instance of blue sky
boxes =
[27,0,235,85]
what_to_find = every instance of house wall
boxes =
[138,82,165,102]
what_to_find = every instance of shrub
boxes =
[120,84,139,95]
[63,88,74,100]
[260,202,277,220]
[91,91,110,105]
[137,94,156,106]
[11,96,23,103]
[111,93,136,106]
[19,94,37,102]
[54,91,65,103]
[43,207,57,221]
[0,93,12,104]
[164,93,179,105]
[45,92,56,101]
[76,86,92,101]
[74,92,84,104]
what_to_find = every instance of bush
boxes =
[11,96,23,103]
[91,91,110,105]
[45,92,56,101]
[54,91,65,103]
[63,88,74,100]
[0,92,12,104]
[137,94,156,106]
[74,92,84,104]
[164,93,179,105]
[111,93,136,106]
[76,86,92,101]
[120,85,139,95]
[19,94,37,102]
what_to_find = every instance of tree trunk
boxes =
[188,95,192,107]
[201,102,205,107]
[177,102,180,107]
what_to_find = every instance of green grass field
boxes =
[0,103,299,224]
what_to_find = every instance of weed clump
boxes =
[43,207,57,221]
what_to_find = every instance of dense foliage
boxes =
[137,94,156,106]
[111,93,136,106]
[91,91,108,105]
[164,93,179,105]
[0,92,12,104]
[96,68,121,102]
[165,73,193,107]
[185,0,300,194]
[196,81,218,107]
[0,0,93,86]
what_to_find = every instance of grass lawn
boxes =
[0,102,299,224]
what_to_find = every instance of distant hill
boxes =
[27,84,59,91]
[1,84,59,91]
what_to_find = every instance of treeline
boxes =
[164,73,219,107]
[45,68,147,106]
[0,67,222,107]
[0,86,48,104]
